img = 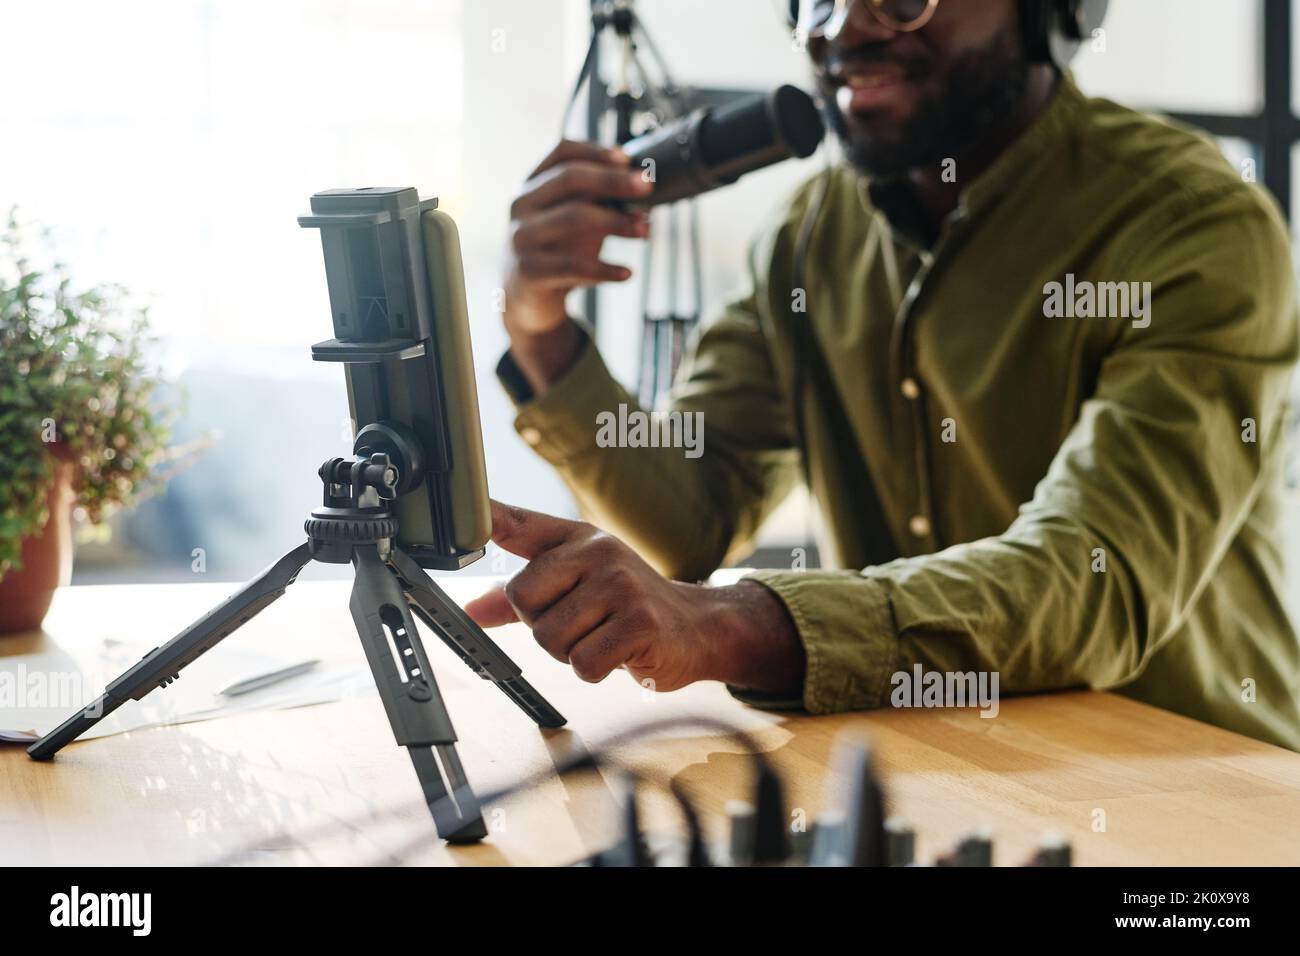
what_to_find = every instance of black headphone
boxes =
[785,0,1109,69]
[1022,0,1109,67]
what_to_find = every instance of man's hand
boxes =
[502,140,653,395]
[464,500,806,696]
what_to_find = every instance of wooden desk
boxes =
[3,577,1300,866]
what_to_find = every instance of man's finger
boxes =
[463,585,519,628]
[489,499,585,559]
[567,620,637,684]
[528,139,627,179]
[527,579,611,663]
[511,202,649,251]
[514,162,652,217]
[501,541,588,621]
[515,251,633,288]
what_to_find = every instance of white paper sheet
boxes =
[0,635,373,743]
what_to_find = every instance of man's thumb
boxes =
[463,585,519,629]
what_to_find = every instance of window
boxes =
[0,0,465,581]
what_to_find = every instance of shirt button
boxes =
[909,514,931,538]
[520,427,542,446]
[900,377,920,400]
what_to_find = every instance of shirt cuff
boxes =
[731,570,901,715]
[495,326,629,466]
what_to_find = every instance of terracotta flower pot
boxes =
[0,455,75,634]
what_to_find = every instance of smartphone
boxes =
[300,188,491,569]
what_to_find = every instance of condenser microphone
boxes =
[621,84,824,207]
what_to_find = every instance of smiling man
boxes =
[472,0,1300,750]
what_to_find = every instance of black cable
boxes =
[629,11,682,97]
[660,200,682,400]
[560,23,602,138]
[206,714,771,867]
[371,753,707,867]
[638,202,660,406]
[667,776,711,867]
[689,194,703,322]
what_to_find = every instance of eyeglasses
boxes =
[796,0,940,38]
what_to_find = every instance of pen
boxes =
[216,659,320,697]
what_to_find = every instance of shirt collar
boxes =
[857,72,1086,248]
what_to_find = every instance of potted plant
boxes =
[0,211,181,633]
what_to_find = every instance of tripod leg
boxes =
[387,547,566,729]
[350,545,488,843]
[28,543,314,761]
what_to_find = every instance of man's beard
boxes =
[820,26,1030,179]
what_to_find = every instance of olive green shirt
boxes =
[498,77,1300,751]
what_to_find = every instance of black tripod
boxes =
[28,448,566,844]
[563,0,702,408]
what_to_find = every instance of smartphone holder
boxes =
[26,190,567,845]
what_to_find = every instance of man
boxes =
[463,0,1300,750]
